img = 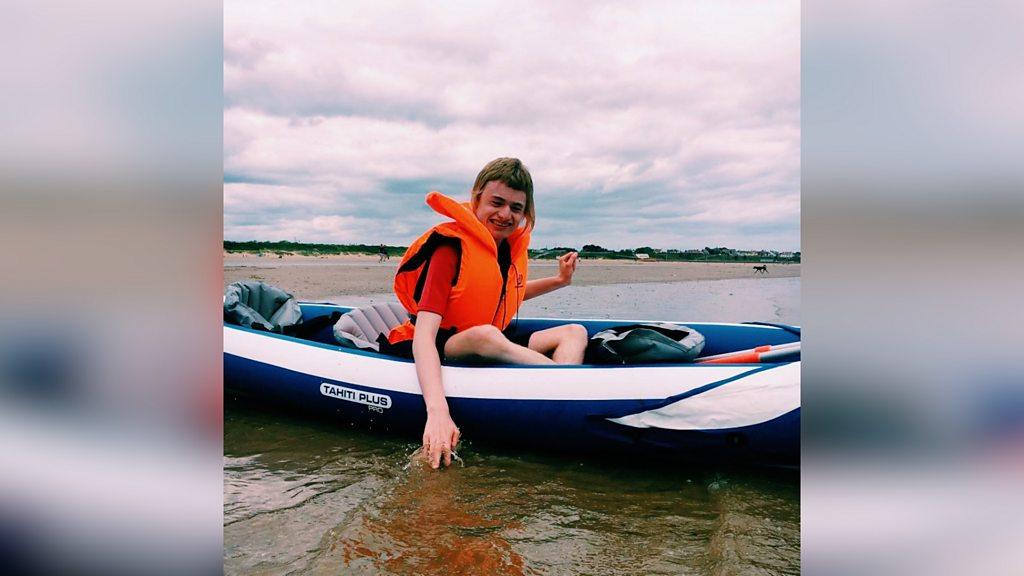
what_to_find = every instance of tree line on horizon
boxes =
[224,240,800,262]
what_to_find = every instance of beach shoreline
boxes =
[224,254,800,301]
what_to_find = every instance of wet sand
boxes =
[224,253,799,301]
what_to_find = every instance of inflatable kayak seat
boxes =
[224,281,303,333]
[333,303,409,351]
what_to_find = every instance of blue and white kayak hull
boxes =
[224,304,800,465]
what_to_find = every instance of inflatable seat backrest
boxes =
[333,303,409,351]
[224,281,303,333]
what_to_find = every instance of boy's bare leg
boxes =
[526,324,588,364]
[444,325,555,365]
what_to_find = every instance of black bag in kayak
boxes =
[585,323,705,364]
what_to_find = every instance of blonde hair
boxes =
[471,157,535,231]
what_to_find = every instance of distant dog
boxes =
[753,265,768,274]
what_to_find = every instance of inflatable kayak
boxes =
[224,302,800,466]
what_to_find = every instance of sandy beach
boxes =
[224,253,800,301]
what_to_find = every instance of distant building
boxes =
[635,253,650,260]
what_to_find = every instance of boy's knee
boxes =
[465,324,501,339]
[565,323,588,343]
[463,324,505,351]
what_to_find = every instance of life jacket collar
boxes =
[426,191,529,256]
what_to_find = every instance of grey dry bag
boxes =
[586,322,705,364]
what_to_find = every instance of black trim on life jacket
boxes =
[396,232,463,303]
[497,240,512,285]
[494,240,512,327]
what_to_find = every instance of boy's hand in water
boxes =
[558,251,579,286]
[423,409,460,468]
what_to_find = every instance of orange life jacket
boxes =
[388,191,530,344]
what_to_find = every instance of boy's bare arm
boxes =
[524,251,578,300]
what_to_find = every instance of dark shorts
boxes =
[376,326,457,359]
[377,325,532,359]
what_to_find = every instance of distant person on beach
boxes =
[383,157,586,469]
[378,244,389,263]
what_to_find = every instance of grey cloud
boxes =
[224,1,799,251]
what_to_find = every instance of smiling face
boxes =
[473,180,528,244]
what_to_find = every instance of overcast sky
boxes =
[225,1,799,251]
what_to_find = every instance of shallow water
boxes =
[520,277,800,325]
[326,277,800,326]
[225,278,801,575]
